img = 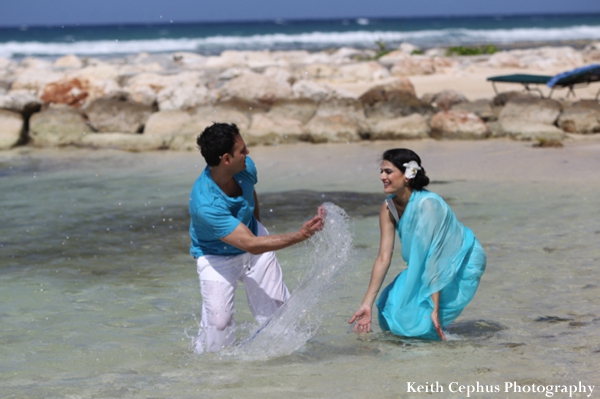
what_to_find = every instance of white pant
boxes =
[195,223,290,353]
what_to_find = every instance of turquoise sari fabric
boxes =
[376,189,486,340]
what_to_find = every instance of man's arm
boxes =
[221,211,324,255]
[253,190,261,223]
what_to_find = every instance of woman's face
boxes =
[380,160,406,194]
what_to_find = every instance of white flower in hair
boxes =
[403,160,422,179]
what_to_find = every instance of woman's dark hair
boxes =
[197,123,240,166]
[382,148,430,190]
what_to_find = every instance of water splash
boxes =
[231,202,354,360]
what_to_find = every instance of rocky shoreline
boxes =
[1,42,599,152]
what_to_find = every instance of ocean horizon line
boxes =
[1,12,599,30]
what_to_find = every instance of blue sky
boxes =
[1,0,599,27]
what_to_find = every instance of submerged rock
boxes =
[368,113,431,140]
[557,100,600,134]
[452,99,496,121]
[216,70,293,107]
[40,78,89,107]
[85,98,155,133]
[430,89,468,111]
[498,96,565,141]
[302,97,366,143]
[0,90,42,114]
[245,113,306,145]
[360,79,430,119]
[0,109,23,149]
[29,105,93,147]
[80,132,169,151]
[430,110,489,139]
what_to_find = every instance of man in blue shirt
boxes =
[190,123,324,353]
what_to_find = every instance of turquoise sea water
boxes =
[1,14,600,58]
[1,142,599,398]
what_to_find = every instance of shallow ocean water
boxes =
[1,146,599,399]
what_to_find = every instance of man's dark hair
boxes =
[197,123,240,166]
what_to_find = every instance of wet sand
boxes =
[4,134,600,190]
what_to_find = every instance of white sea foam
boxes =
[230,202,354,360]
[1,25,600,58]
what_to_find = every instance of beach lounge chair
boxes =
[487,64,600,100]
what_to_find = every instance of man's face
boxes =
[228,134,249,173]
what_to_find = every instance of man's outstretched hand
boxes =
[300,206,326,238]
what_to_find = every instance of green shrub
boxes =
[446,44,499,56]
[374,40,392,59]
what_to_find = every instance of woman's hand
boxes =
[349,305,372,334]
[431,310,446,341]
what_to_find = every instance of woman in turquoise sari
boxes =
[349,149,486,340]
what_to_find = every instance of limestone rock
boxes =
[0,90,42,114]
[368,113,431,140]
[430,110,489,139]
[487,52,521,68]
[80,132,169,151]
[29,105,93,147]
[183,106,251,134]
[557,100,600,134]
[263,66,294,85]
[337,61,390,82]
[583,43,600,62]
[360,79,431,119]
[66,65,123,107]
[292,80,330,102]
[301,63,339,80]
[205,50,278,70]
[490,47,584,70]
[451,99,496,121]
[0,57,16,72]
[118,62,164,75]
[399,42,420,54]
[245,113,305,145]
[167,106,251,150]
[20,57,53,70]
[85,98,156,133]
[54,55,83,69]
[0,109,24,149]
[157,78,209,111]
[430,90,468,111]
[433,57,459,72]
[217,70,292,107]
[390,56,436,76]
[144,110,192,137]
[498,96,564,140]
[333,48,376,64]
[303,98,365,143]
[40,78,89,107]
[124,71,208,110]
[499,122,565,141]
[268,100,318,124]
[173,52,208,69]
[499,96,562,126]
[11,69,64,92]
[492,91,528,107]
[125,72,165,106]
[377,51,408,68]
